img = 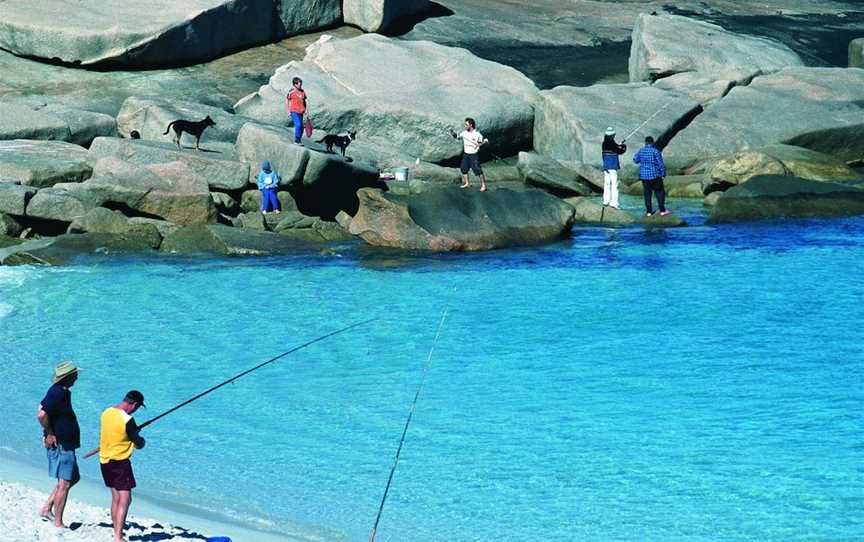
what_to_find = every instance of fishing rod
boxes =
[368,309,448,542]
[622,101,673,142]
[84,318,374,459]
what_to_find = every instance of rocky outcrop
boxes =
[343,0,429,33]
[117,97,249,150]
[0,101,115,145]
[0,183,37,216]
[0,0,341,69]
[707,175,864,223]
[68,207,162,248]
[517,152,600,197]
[235,123,381,219]
[0,213,24,237]
[564,197,637,226]
[689,144,860,194]
[850,38,864,68]
[235,34,539,163]
[89,137,250,191]
[25,186,101,222]
[663,68,864,172]
[0,140,92,188]
[83,157,216,224]
[629,13,803,83]
[623,175,708,198]
[341,186,575,251]
[160,224,315,255]
[534,83,700,177]
[0,233,156,265]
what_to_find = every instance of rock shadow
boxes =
[385,2,456,37]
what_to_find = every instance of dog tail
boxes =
[162,121,176,135]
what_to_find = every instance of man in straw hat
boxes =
[601,127,627,209]
[36,361,82,528]
[99,390,147,542]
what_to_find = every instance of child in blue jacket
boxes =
[257,160,281,214]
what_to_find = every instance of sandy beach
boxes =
[0,454,291,542]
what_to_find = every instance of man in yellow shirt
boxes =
[99,390,146,542]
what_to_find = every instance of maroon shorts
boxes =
[100,459,136,490]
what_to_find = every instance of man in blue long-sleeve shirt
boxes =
[633,136,669,216]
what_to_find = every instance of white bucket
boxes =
[393,167,409,182]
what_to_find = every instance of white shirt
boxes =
[457,130,487,154]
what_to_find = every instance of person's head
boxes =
[292,77,303,89]
[53,361,80,388]
[604,127,616,140]
[262,160,272,173]
[644,136,655,145]
[121,390,146,414]
[464,117,476,131]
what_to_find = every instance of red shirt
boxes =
[287,89,306,114]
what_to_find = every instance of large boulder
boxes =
[629,13,802,83]
[850,38,864,68]
[0,182,37,216]
[0,140,92,188]
[10,100,119,146]
[235,34,539,163]
[0,1,341,69]
[564,197,637,226]
[25,186,101,222]
[663,68,864,172]
[0,213,24,237]
[533,83,700,177]
[68,207,162,248]
[516,152,599,197]
[0,103,71,141]
[341,186,575,251]
[0,233,155,265]
[89,137,250,191]
[707,175,864,223]
[689,144,860,193]
[117,97,250,150]
[235,123,381,219]
[84,157,216,224]
[160,224,314,255]
[343,0,429,33]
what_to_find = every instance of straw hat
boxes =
[52,361,81,384]
[605,127,616,136]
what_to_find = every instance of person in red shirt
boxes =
[286,77,307,145]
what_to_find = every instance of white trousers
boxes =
[603,169,619,208]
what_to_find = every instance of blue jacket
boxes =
[257,170,280,190]
[602,138,627,170]
[633,144,666,180]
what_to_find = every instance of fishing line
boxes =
[622,100,674,142]
[84,318,374,458]
[368,308,449,542]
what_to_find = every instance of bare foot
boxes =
[479,185,487,192]
[53,522,68,529]
[459,183,471,189]
[39,507,53,521]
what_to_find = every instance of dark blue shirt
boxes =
[633,144,667,180]
[41,383,80,450]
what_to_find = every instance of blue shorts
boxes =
[47,445,79,482]
[460,153,483,175]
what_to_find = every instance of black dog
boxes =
[317,131,356,157]
[163,116,216,150]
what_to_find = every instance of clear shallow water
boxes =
[2,201,863,541]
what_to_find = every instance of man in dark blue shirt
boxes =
[37,361,82,529]
[633,136,670,217]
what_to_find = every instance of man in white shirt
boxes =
[449,117,489,192]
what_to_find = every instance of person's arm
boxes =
[656,150,666,178]
[126,419,145,449]
[633,149,642,164]
[617,142,627,154]
[37,404,56,448]
[256,171,265,190]
[449,129,460,139]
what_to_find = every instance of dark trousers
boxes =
[641,177,666,214]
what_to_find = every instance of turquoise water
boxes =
[2,199,863,541]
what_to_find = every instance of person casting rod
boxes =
[83,318,375,459]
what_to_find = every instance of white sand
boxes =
[0,455,294,542]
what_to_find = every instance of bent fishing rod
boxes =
[368,308,448,542]
[84,318,374,459]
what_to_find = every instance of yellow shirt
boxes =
[99,407,135,463]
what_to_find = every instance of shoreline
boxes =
[0,450,308,542]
